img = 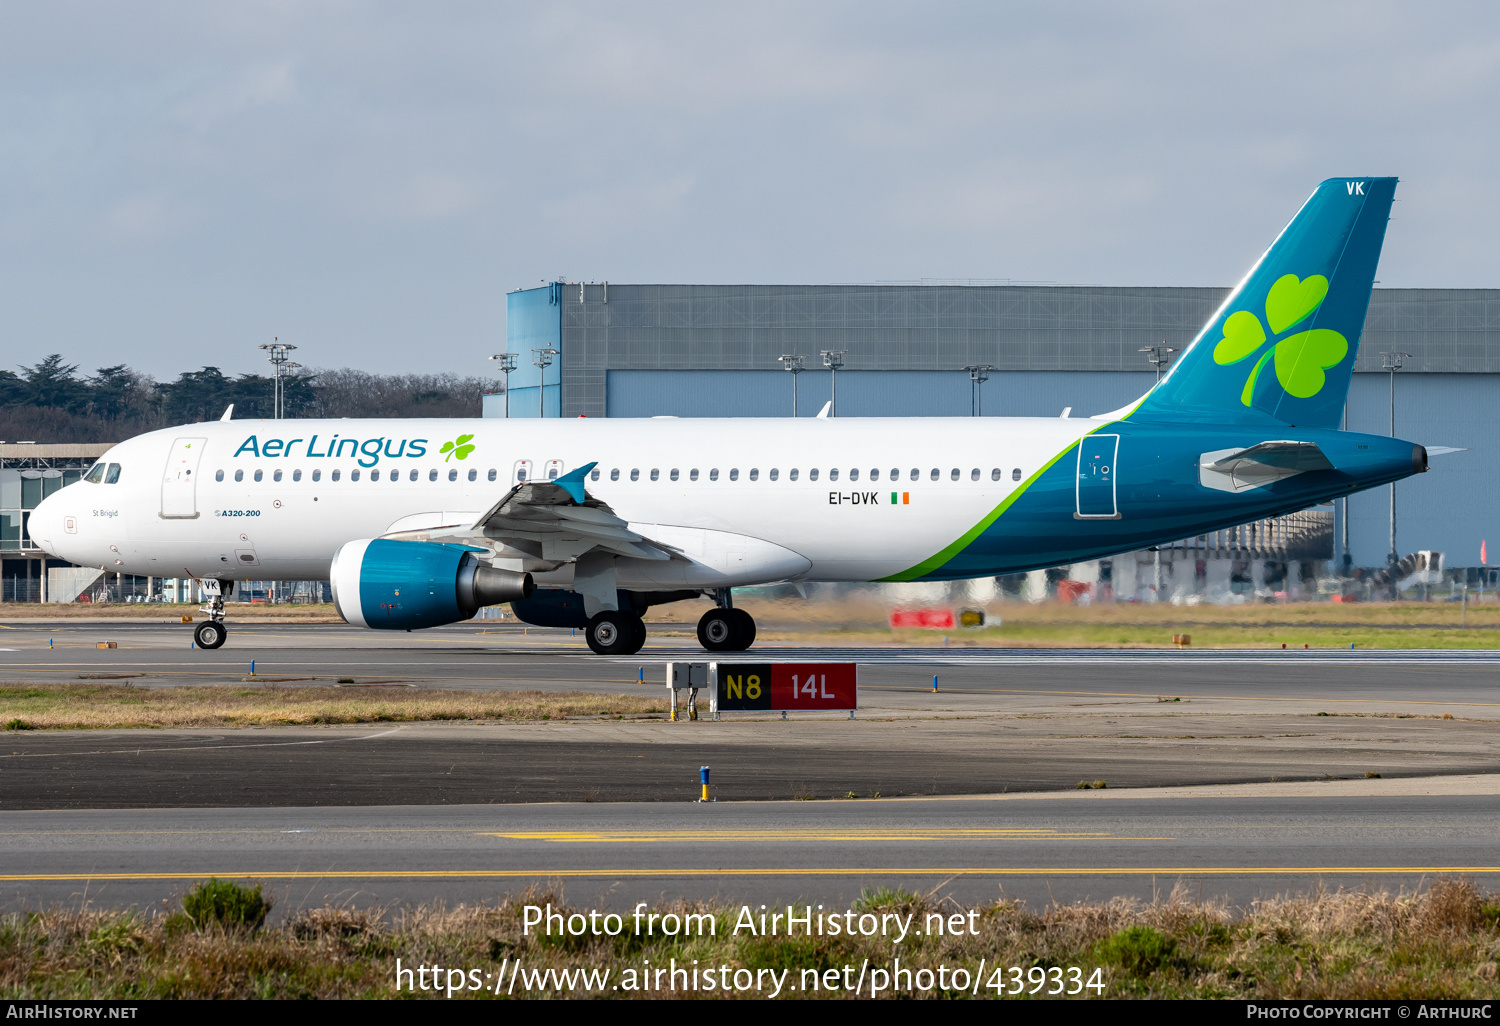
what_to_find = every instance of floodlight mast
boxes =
[1139,343,1176,384]
[489,352,519,418]
[257,339,298,419]
[963,364,993,417]
[779,354,805,417]
[820,350,846,416]
[531,348,558,418]
[1381,351,1410,571]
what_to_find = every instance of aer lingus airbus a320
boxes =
[29,177,1438,654]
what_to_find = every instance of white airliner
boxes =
[28,178,1431,655]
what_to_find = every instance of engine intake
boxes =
[331,538,534,630]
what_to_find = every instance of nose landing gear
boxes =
[191,580,229,650]
[194,619,227,649]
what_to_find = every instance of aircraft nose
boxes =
[28,492,64,556]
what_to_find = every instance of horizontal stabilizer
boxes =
[1200,440,1334,493]
[1210,440,1333,473]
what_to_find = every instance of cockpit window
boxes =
[104,463,121,484]
[84,463,106,484]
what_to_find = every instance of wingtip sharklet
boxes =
[554,461,598,503]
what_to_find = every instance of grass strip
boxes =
[0,683,661,730]
[2,878,1498,998]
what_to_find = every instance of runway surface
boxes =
[3,618,1498,914]
[1,782,1496,912]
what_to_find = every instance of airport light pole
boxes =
[1382,351,1409,569]
[531,348,558,418]
[779,354,805,417]
[258,340,297,419]
[963,364,993,417]
[1139,343,1176,384]
[489,353,519,418]
[821,350,846,416]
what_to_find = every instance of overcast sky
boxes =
[3,1,1498,378]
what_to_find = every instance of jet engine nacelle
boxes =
[330,538,534,630]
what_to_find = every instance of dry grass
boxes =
[0,683,662,730]
[706,596,1500,649]
[2,879,1499,998]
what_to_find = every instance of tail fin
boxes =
[1129,177,1397,429]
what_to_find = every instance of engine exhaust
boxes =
[456,554,534,615]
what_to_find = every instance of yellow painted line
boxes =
[2,866,1499,882]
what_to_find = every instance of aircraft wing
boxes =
[383,462,675,568]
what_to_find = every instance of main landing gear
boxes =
[697,589,756,652]
[585,609,647,656]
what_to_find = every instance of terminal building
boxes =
[488,282,1500,599]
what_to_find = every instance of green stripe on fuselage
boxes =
[876,424,1114,583]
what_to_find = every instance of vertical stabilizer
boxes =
[1129,177,1397,429]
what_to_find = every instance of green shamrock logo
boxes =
[439,434,475,462]
[1212,273,1347,405]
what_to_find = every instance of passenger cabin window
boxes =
[828,469,838,481]
[848,468,858,481]
[350,470,360,481]
[930,468,939,481]
[274,469,284,482]
[332,470,341,482]
[809,469,819,481]
[610,468,620,481]
[910,468,919,481]
[409,469,418,481]
[889,468,899,480]
[729,468,739,481]
[589,469,599,481]
[690,469,699,481]
[950,468,959,481]
[105,464,121,484]
[234,470,244,483]
[650,469,659,481]
[254,469,263,482]
[85,463,106,484]
[630,469,640,481]
[448,469,457,482]
[709,469,719,481]
[769,468,779,481]
[430,469,439,482]
[371,470,380,481]
[970,468,979,481]
[1012,468,1022,481]
[869,469,879,481]
[311,470,321,482]
[670,469,680,481]
[991,468,1001,481]
[293,469,302,482]
[215,470,224,482]
[468,469,477,482]
[789,469,799,481]
[490,469,499,482]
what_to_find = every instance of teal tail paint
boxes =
[1131,177,1397,430]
